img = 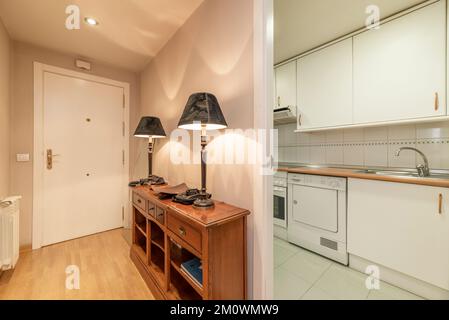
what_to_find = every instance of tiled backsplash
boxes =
[275,121,449,169]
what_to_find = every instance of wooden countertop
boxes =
[278,167,449,188]
[132,186,250,227]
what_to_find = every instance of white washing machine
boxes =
[287,173,348,265]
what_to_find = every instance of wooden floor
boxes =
[0,229,154,300]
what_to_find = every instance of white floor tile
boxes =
[314,264,370,300]
[274,268,313,300]
[274,238,301,253]
[281,250,332,284]
[301,286,336,300]
[367,281,424,300]
[274,244,297,267]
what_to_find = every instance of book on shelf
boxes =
[180,258,203,288]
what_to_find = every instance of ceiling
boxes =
[275,0,427,64]
[0,0,204,71]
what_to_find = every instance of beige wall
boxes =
[138,0,255,295]
[0,18,11,200]
[10,41,141,247]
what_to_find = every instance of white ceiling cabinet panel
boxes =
[275,61,297,110]
[297,38,353,130]
[353,1,446,124]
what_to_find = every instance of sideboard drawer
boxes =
[167,212,202,252]
[133,193,147,212]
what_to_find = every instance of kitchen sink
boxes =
[355,169,449,179]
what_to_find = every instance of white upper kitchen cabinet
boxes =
[297,38,353,130]
[348,178,449,290]
[353,0,447,124]
[274,61,296,110]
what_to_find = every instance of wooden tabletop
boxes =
[132,186,250,227]
[278,167,449,188]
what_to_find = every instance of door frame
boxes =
[32,62,130,250]
[252,0,274,299]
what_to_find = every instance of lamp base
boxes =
[193,197,215,209]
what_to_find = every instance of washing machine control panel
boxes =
[288,173,347,191]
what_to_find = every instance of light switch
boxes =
[16,154,30,162]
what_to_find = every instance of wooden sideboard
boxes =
[130,186,250,300]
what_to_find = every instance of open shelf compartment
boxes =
[169,238,203,298]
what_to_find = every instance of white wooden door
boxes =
[297,38,353,129]
[275,61,296,109]
[42,72,125,246]
[353,0,446,124]
[348,178,449,290]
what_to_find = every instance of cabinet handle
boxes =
[439,193,443,215]
[298,114,302,127]
[137,199,141,204]
[179,226,186,236]
[435,92,439,111]
[277,96,281,107]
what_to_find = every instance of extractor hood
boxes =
[274,106,297,124]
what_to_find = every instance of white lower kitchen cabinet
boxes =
[353,0,446,124]
[348,178,449,290]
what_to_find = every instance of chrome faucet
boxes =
[395,147,430,177]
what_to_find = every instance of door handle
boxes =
[46,149,61,170]
[435,92,439,111]
[439,193,443,215]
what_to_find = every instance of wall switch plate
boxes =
[16,154,30,162]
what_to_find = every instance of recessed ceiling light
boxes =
[84,17,99,26]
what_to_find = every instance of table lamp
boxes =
[178,93,228,208]
[134,117,166,182]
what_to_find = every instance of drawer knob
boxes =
[137,199,141,204]
[179,226,186,236]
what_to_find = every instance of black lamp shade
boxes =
[178,93,228,131]
[134,117,166,138]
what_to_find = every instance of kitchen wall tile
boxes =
[388,124,416,141]
[278,147,286,163]
[310,132,326,145]
[417,140,449,169]
[326,146,344,165]
[343,145,364,166]
[326,130,344,143]
[297,132,311,146]
[364,127,388,142]
[276,122,449,170]
[310,146,326,164]
[364,143,388,167]
[276,125,285,146]
[284,124,297,146]
[388,141,416,168]
[416,121,449,139]
[297,146,310,164]
[285,147,297,163]
[343,128,364,142]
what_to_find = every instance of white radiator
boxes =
[0,196,21,271]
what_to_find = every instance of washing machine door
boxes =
[291,184,338,233]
